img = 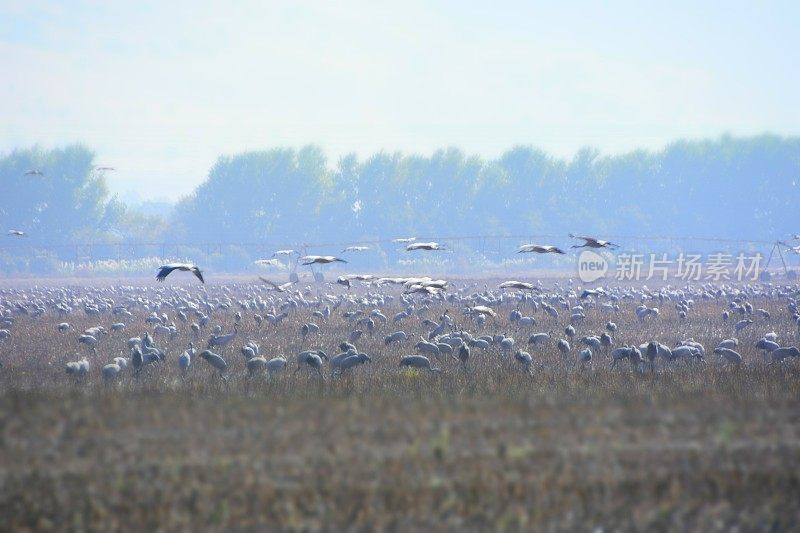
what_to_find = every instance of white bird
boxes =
[342,245,370,252]
[393,237,416,243]
[273,249,297,256]
[498,280,538,291]
[7,230,26,237]
[464,305,497,318]
[156,263,204,283]
[517,244,565,254]
[179,343,194,371]
[406,242,444,251]
[24,169,44,176]
[404,284,443,295]
[301,255,347,265]
[254,259,281,267]
[259,277,296,292]
[569,234,619,249]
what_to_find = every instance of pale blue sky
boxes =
[1,0,798,200]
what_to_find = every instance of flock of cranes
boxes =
[150,232,800,289]
[0,230,799,386]
[0,256,799,387]
[153,234,628,286]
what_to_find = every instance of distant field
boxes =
[0,281,799,530]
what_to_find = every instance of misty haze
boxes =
[1,2,799,531]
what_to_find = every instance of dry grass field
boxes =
[0,279,799,530]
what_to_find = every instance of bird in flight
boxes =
[342,245,370,253]
[464,305,497,318]
[404,284,443,295]
[301,255,347,265]
[254,259,281,267]
[499,280,539,291]
[94,166,115,171]
[406,242,444,251]
[580,288,608,299]
[24,170,44,176]
[518,244,565,254]
[569,234,620,249]
[7,230,26,237]
[259,277,296,291]
[393,237,416,244]
[272,249,297,257]
[156,263,204,283]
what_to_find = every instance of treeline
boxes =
[0,145,166,273]
[170,134,800,244]
[1,135,799,274]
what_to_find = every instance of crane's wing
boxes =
[156,265,177,282]
[569,234,592,243]
[259,276,281,290]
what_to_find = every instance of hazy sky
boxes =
[1,1,798,201]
